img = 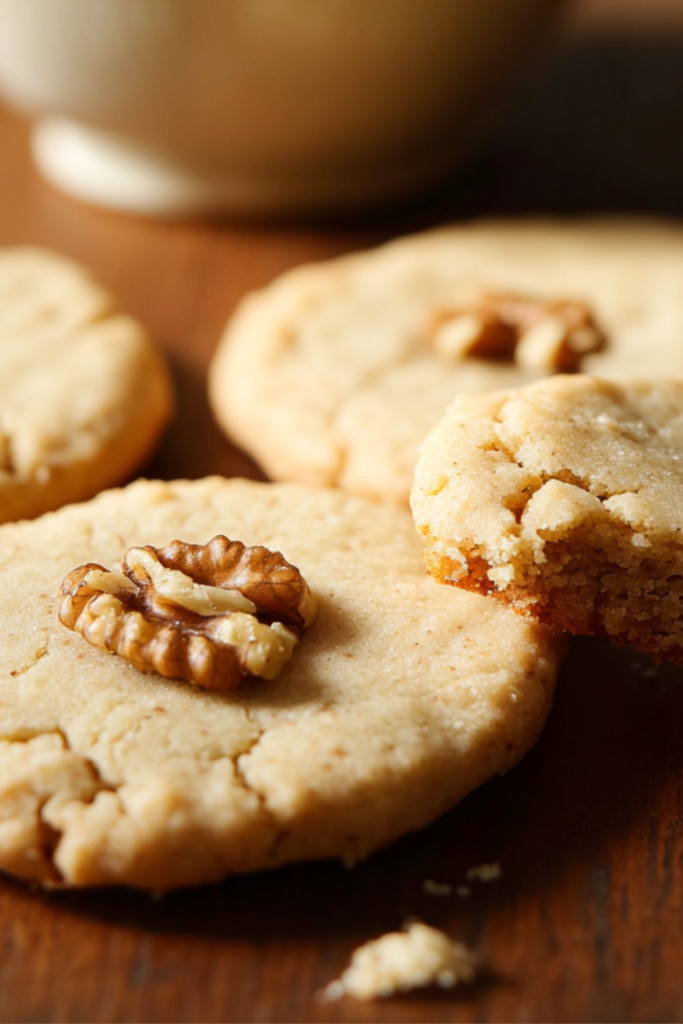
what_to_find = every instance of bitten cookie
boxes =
[209,218,683,505]
[0,477,561,889]
[0,247,173,523]
[411,374,683,663]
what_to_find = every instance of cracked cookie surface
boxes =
[0,247,173,524]
[0,477,562,889]
[209,218,683,506]
[411,374,683,662]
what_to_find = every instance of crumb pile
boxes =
[325,922,477,1001]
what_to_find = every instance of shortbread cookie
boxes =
[411,374,683,663]
[0,247,173,523]
[209,218,683,505]
[0,477,561,889]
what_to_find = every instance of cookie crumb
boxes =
[466,862,502,883]
[321,980,345,1002]
[422,879,453,896]
[323,922,477,1001]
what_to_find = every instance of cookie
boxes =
[209,218,683,505]
[0,247,173,523]
[411,374,683,663]
[0,477,561,889]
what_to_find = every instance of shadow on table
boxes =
[141,356,267,485]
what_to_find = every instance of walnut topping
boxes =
[427,291,607,373]
[58,536,318,690]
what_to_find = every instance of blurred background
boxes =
[458,0,683,218]
[0,0,682,222]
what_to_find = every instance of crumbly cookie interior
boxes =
[412,374,683,662]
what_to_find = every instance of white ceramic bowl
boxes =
[0,0,564,217]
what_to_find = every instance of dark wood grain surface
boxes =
[2,23,683,1023]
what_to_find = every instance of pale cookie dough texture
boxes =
[0,247,173,524]
[0,477,561,889]
[209,218,683,505]
[411,374,683,663]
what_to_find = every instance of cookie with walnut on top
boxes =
[411,374,683,664]
[209,218,683,506]
[0,476,562,890]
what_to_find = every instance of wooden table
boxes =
[2,26,683,1024]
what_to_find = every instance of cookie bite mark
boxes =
[427,544,497,597]
[58,536,317,690]
[426,290,607,373]
[411,375,683,663]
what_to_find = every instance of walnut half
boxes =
[58,535,318,690]
[428,290,607,373]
